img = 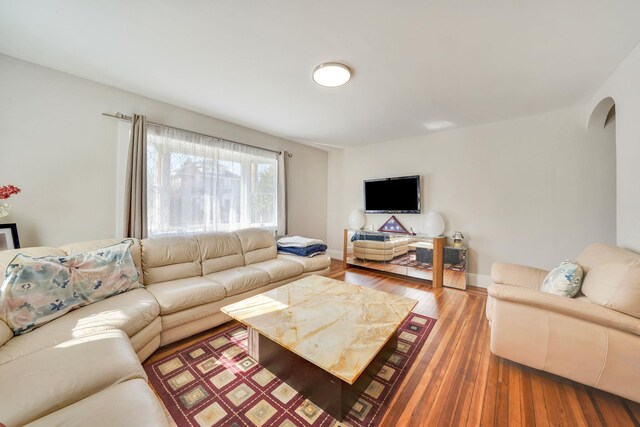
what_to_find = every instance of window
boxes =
[146,124,278,236]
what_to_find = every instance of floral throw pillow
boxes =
[541,260,584,297]
[0,240,142,335]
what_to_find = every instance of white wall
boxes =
[0,54,328,247]
[326,106,616,280]
[588,42,640,253]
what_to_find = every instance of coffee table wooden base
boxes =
[247,327,397,421]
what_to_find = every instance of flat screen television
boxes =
[364,175,421,214]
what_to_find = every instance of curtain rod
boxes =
[102,112,291,157]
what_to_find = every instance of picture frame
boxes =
[0,223,20,251]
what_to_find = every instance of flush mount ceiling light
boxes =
[312,62,352,87]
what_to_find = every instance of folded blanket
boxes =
[277,236,326,248]
[307,251,326,257]
[278,244,327,257]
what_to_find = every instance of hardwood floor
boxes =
[145,260,640,426]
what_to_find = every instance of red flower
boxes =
[0,185,21,200]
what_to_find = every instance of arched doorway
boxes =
[587,97,617,243]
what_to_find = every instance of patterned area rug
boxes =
[145,313,435,427]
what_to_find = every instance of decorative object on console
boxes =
[0,184,21,218]
[423,211,445,237]
[378,215,410,234]
[0,223,20,251]
[348,208,366,230]
[452,231,464,248]
[541,260,584,297]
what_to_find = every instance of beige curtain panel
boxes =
[277,150,288,236]
[124,114,148,239]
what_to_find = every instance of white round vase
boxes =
[423,211,445,237]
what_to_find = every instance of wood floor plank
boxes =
[553,382,587,427]
[464,314,493,427]
[573,385,605,427]
[518,368,538,426]
[495,359,510,427]
[542,376,574,426]
[529,373,551,427]
[624,400,640,424]
[418,298,484,425]
[450,298,491,426]
[380,292,469,426]
[144,259,638,426]
[590,389,638,427]
[507,361,523,426]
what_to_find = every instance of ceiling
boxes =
[1,1,640,148]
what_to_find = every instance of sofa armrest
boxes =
[488,284,640,336]
[491,262,549,290]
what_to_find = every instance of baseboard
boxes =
[467,273,491,288]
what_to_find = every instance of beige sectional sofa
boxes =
[486,243,640,403]
[0,228,331,426]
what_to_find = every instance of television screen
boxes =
[364,175,421,213]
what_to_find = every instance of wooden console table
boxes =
[343,229,460,289]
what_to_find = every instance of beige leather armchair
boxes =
[486,244,640,403]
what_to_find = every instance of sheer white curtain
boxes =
[146,124,279,236]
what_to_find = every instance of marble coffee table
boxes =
[221,274,418,420]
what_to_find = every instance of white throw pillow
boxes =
[541,260,584,297]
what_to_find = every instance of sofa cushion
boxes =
[0,330,146,426]
[25,378,168,427]
[235,228,277,265]
[196,232,245,275]
[540,260,584,297]
[276,254,332,273]
[141,235,201,284]
[204,266,270,297]
[1,241,142,335]
[0,288,159,364]
[130,316,162,361]
[251,258,305,282]
[59,238,144,283]
[575,243,639,273]
[146,276,226,315]
[582,258,640,318]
